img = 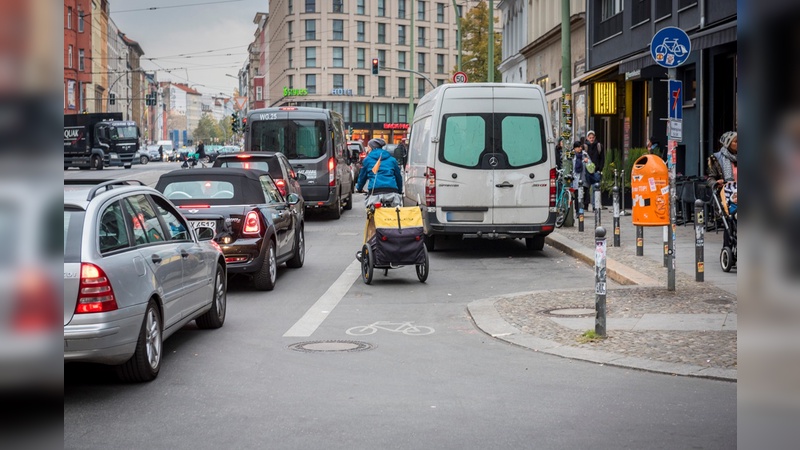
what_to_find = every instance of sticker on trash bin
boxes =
[661,186,670,195]
[633,174,643,182]
[595,282,606,295]
[649,178,657,191]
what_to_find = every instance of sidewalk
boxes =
[467,207,737,381]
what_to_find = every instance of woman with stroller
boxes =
[356,138,404,208]
[707,131,738,270]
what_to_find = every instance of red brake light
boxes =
[549,167,557,207]
[237,154,252,159]
[76,263,118,314]
[425,167,436,207]
[328,157,336,186]
[279,107,298,111]
[179,204,210,209]
[274,178,287,197]
[359,152,366,161]
[243,211,260,235]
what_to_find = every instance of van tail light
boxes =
[425,167,436,207]
[549,167,557,208]
[274,178,287,197]
[328,157,336,186]
[243,210,261,235]
[359,152,366,161]
[76,263,118,314]
[13,269,58,332]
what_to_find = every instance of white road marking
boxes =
[283,259,361,337]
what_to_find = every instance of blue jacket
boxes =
[356,149,403,193]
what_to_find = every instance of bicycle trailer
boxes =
[357,205,429,284]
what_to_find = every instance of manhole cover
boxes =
[540,307,595,317]
[288,340,374,353]
[704,298,733,305]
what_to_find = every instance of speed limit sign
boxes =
[453,71,468,83]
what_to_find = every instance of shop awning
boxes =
[574,62,620,86]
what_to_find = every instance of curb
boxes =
[467,296,737,382]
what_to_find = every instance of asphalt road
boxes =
[64,164,736,449]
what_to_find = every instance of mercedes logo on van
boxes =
[489,156,499,167]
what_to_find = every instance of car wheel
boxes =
[329,194,342,220]
[343,190,353,211]
[196,264,226,329]
[91,155,103,170]
[140,155,149,165]
[526,235,545,251]
[254,240,277,291]
[286,227,305,268]
[116,300,162,382]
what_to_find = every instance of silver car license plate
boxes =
[190,220,216,232]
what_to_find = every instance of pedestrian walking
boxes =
[707,131,737,189]
[396,138,408,169]
[585,130,605,209]
[572,140,591,211]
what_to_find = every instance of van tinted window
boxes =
[500,115,545,167]
[250,119,326,159]
[442,114,487,167]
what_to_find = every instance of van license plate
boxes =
[190,220,216,232]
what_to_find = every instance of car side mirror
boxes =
[286,193,301,205]
[196,226,215,241]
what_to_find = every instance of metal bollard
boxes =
[636,225,644,256]
[595,226,607,337]
[612,185,620,247]
[593,182,602,228]
[620,169,626,216]
[695,199,705,282]
[663,226,669,267]
[577,179,585,232]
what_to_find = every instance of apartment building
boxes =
[64,0,93,113]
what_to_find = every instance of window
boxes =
[418,27,426,47]
[332,0,344,13]
[655,0,671,18]
[441,115,486,168]
[378,49,386,68]
[398,26,406,45]
[68,45,73,69]
[418,53,426,73]
[288,48,294,68]
[378,76,386,96]
[78,11,84,32]
[437,3,445,22]
[437,79,445,86]
[78,49,85,71]
[357,75,365,96]
[378,23,386,43]
[601,0,623,20]
[683,65,697,105]
[457,5,463,17]
[631,0,649,24]
[354,103,366,121]
[398,77,407,97]
[437,29,445,48]
[289,0,294,14]
[288,75,294,89]
[378,0,386,17]
[357,21,365,42]
[259,176,284,203]
[418,79,426,98]
[306,74,317,94]
[67,7,72,29]
[332,19,344,40]
[124,195,166,245]
[305,20,316,40]
[357,0,365,14]
[256,86,263,101]
[332,47,344,67]
[500,116,545,166]
[357,48,365,68]
[305,0,316,13]
[151,197,191,242]
[418,1,426,20]
[305,47,317,67]
[398,0,406,19]
[333,74,344,89]
[437,54,445,74]
[536,76,549,91]
[288,21,294,40]
[376,104,388,121]
[394,104,408,123]
[398,51,407,69]
[98,202,130,253]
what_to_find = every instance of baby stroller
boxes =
[711,182,737,272]
[355,198,429,285]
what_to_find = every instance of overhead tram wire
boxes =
[113,0,246,14]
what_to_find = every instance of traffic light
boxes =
[371,58,379,75]
[109,93,116,105]
[231,112,238,133]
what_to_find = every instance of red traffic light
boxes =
[371,58,379,75]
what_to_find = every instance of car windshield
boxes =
[250,119,326,159]
[110,126,138,140]
[162,181,236,201]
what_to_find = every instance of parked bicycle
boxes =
[555,168,575,228]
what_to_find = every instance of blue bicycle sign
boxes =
[650,27,691,68]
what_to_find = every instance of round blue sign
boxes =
[650,27,692,68]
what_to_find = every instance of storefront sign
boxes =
[625,70,641,80]
[383,123,409,130]
[330,88,354,96]
[283,87,308,97]
[593,82,617,115]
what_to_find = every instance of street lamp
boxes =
[225,74,238,79]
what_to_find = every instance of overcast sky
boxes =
[110,0,264,97]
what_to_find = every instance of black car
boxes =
[212,152,305,206]
[155,168,304,291]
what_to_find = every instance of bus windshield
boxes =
[249,119,326,159]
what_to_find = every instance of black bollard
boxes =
[612,185,620,247]
[577,179,585,232]
[695,199,705,282]
[636,225,644,256]
[593,182,602,228]
[595,226,607,337]
[619,170,626,216]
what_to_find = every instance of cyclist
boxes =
[356,138,403,207]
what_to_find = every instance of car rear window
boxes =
[64,208,85,263]
[250,119,326,159]
[162,181,236,201]
[217,160,270,172]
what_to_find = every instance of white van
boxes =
[156,140,175,161]
[404,83,557,251]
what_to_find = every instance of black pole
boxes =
[695,199,705,282]
[612,185,620,247]
[595,226,607,337]
[663,226,669,267]
[578,179,584,232]
[636,225,644,256]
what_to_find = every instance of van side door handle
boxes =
[495,181,514,188]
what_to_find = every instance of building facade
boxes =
[259,0,475,144]
[89,0,109,113]
[64,0,93,114]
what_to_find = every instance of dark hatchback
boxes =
[212,152,304,205]
[155,168,305,291]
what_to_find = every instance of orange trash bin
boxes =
[631,155,670,226]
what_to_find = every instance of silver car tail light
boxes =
[76,263,118,314]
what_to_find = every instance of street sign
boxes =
[650,27,691,68]
[234,96,247,110]
[668,80,683,120]
[453,71,468,83]
[669,120,683,141]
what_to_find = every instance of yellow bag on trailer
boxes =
[364,206,426,266]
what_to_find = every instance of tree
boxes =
[193,113,222,143]
[217,117,232,144]
[457,1,502,82]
